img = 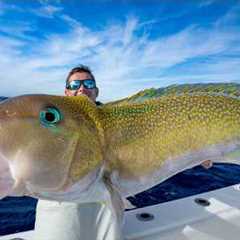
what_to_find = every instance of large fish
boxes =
[1,83,240,237]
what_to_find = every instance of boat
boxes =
[1,183,239,240]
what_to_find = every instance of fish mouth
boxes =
[0,152,15,198]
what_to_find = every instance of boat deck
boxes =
[1,184,240,240]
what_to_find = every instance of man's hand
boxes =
[201,160,213,169]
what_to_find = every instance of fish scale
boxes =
[101,95,240,181]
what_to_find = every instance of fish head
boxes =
[0,94,103,199]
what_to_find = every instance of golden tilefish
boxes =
[0,83,240,202]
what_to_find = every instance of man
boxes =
[64,65,99,102]
[34,65,122,240]
[34,65,211,240]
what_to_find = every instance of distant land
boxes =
[0,96,7,101]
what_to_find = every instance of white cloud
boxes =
[215,3,240,29]
[31,4,63,18]
[0,1,24,15]
[60,14,81,27]
[0,4,240,102]
[198,0,216,8]
[38,0,61,4]
[0,22,37,41]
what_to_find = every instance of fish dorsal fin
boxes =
[105,83,240,106]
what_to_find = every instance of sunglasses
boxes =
[66,79,96,90]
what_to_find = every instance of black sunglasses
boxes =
[66,79,96,90]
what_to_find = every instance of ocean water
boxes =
[1,97,240,235]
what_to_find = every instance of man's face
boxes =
[64,71,98,102]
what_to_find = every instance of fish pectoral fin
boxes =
[102,172,125,224]
[11,179,28,196]
[0,175,15,199]
[0,154,15,199]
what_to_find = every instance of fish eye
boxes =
[39,107,62,126]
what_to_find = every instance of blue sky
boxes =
[0,0,240,101]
